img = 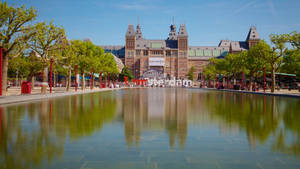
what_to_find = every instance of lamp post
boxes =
[241,71,244,90]
[215,75,218,89]
[90,69,93,90]
[75,65,78,91]
[50,57,54,93]
[0,47,3,96]
[263,67,266,92]
[227,72,229,89]
[100,72,102,88]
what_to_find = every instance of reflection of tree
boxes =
[207,92,279,148]
[0,106,63,169]
[206,91,300,156]
[50,93,117,140]
[0,92,117,168]
[271,99,300,155]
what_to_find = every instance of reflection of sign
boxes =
[149,58,165,66]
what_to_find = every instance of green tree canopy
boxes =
[0,2,37,95]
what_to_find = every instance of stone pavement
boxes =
[0,87,122,105]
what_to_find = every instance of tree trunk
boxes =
[249,76,253,91]
[271,65,276,93]
[66,67,71,91]
[81,73,85,90]
[41,66,48,94]
[233,74,236,85]
[31,76,35,89]
[2,54,9,96]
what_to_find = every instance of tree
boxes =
[267,35,287,92]
[188,66,195,81]
[281,32,300,80]
[8,55,30,84]
[54,38,76,91]
[0,2,37,95]
[27,51,43,88]
[224,52,247,85]
[245,41,270,91]
[203,63,216,82]
[119,66,133,81]
[71,40,99,90]
[28,21,65,93]
[281,50,300,78]
[286,31,300,50]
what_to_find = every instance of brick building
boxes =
[102,24,260,80]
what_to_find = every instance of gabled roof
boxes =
[218,40,231,47]
[246,26,260,41]
[230,41,249,51]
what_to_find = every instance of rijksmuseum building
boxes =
[102,23,260,80]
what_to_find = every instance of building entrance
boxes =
[142,68,164,79]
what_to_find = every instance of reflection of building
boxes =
[103,24,260,79]
[122,88,188,148]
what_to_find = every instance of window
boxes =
[136,50,141,55]
[172,51,178,56]
[166,50,171,56]
[143,50,148,56]
[151,50,163,55]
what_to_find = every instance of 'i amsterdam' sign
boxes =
[149,58,165,66]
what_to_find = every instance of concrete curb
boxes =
[199,88,300,98]
[0,88,123,106]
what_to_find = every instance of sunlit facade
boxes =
[103,24,260,79]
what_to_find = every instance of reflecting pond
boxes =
[1,88,300,169]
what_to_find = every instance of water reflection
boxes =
[122,89,188,148]
[205,91,300,154]
[0,92,117,169]
[0,89,300,169]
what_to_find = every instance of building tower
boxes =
[246,26,260,49]
[125,25,136,75]
[136,24,143,40]
[177,24,188,79]
[168,23,177,40]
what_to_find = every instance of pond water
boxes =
[1,88,300,169]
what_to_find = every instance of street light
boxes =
[50,56,54,94]
[0,47,4,96]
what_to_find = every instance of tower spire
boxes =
[168,17,177,40]
[172,16,174,25]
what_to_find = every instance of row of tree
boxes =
[203,32,300,92]
[1,2,121,95]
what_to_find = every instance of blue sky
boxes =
[6,0,300,46]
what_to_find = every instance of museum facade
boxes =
[102,24,260,80]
